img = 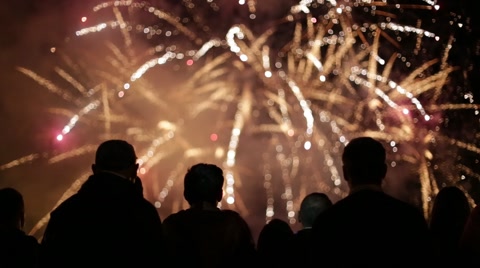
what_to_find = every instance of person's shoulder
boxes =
[221,209,247,222]
[135,198,162,219]
[7,230,40,248]
[221,209,251,231]
[138,197,157,209]
[295,228,312,238]
[163,210,187,224]
[162,210,190,234]
[381,193,422,214]
[222,209,242,217]
[50,194,81,218]
[370,192,427,228]
[24,234,40,247]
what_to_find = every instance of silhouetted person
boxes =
[257,218,294,268]
[429,186,470,265]
[41,140,163,268]
[312,137,430,267]
[162,163,256,268]
[460,204,480,266]
[0,188,39,268]
[293,192,332,266]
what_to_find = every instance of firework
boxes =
[4,0,478,236]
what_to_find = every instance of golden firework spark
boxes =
[3,0,477,235]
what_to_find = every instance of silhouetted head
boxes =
[257,219,294,257]
[184,163,224,207]
[298,192,332,228]
[91,140,138,179]
[342,137,387,187]
[430,186,470,238]
[0,188,25,229]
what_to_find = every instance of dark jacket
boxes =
[163,208,257,268]
[460,205,480,266]
[312,189,431,268]
[41,172,163,268]
[0,228,40,268]
[292,228,313,266]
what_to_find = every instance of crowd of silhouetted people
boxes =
[1,137,479,267]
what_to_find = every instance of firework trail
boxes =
[2,0,478,235]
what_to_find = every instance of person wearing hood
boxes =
[41,140,163,268]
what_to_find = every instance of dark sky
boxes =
[0,0,478,237]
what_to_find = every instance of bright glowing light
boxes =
[304,141,312,150]
[56,134,63,141]
[17,0,478,237]
[226,196,235,204]
[239,54,248,62]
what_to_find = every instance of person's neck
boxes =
[349,184,383,195]
[190,201,219,211]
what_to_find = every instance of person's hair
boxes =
[430,186,471,237]
[257,219,294,257]
[342,137,387,185]
[299,192,332,228]
[0,187,24,228]
[94,140,137,171]
[183,163,224,205]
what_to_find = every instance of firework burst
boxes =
[4,0,478,236]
